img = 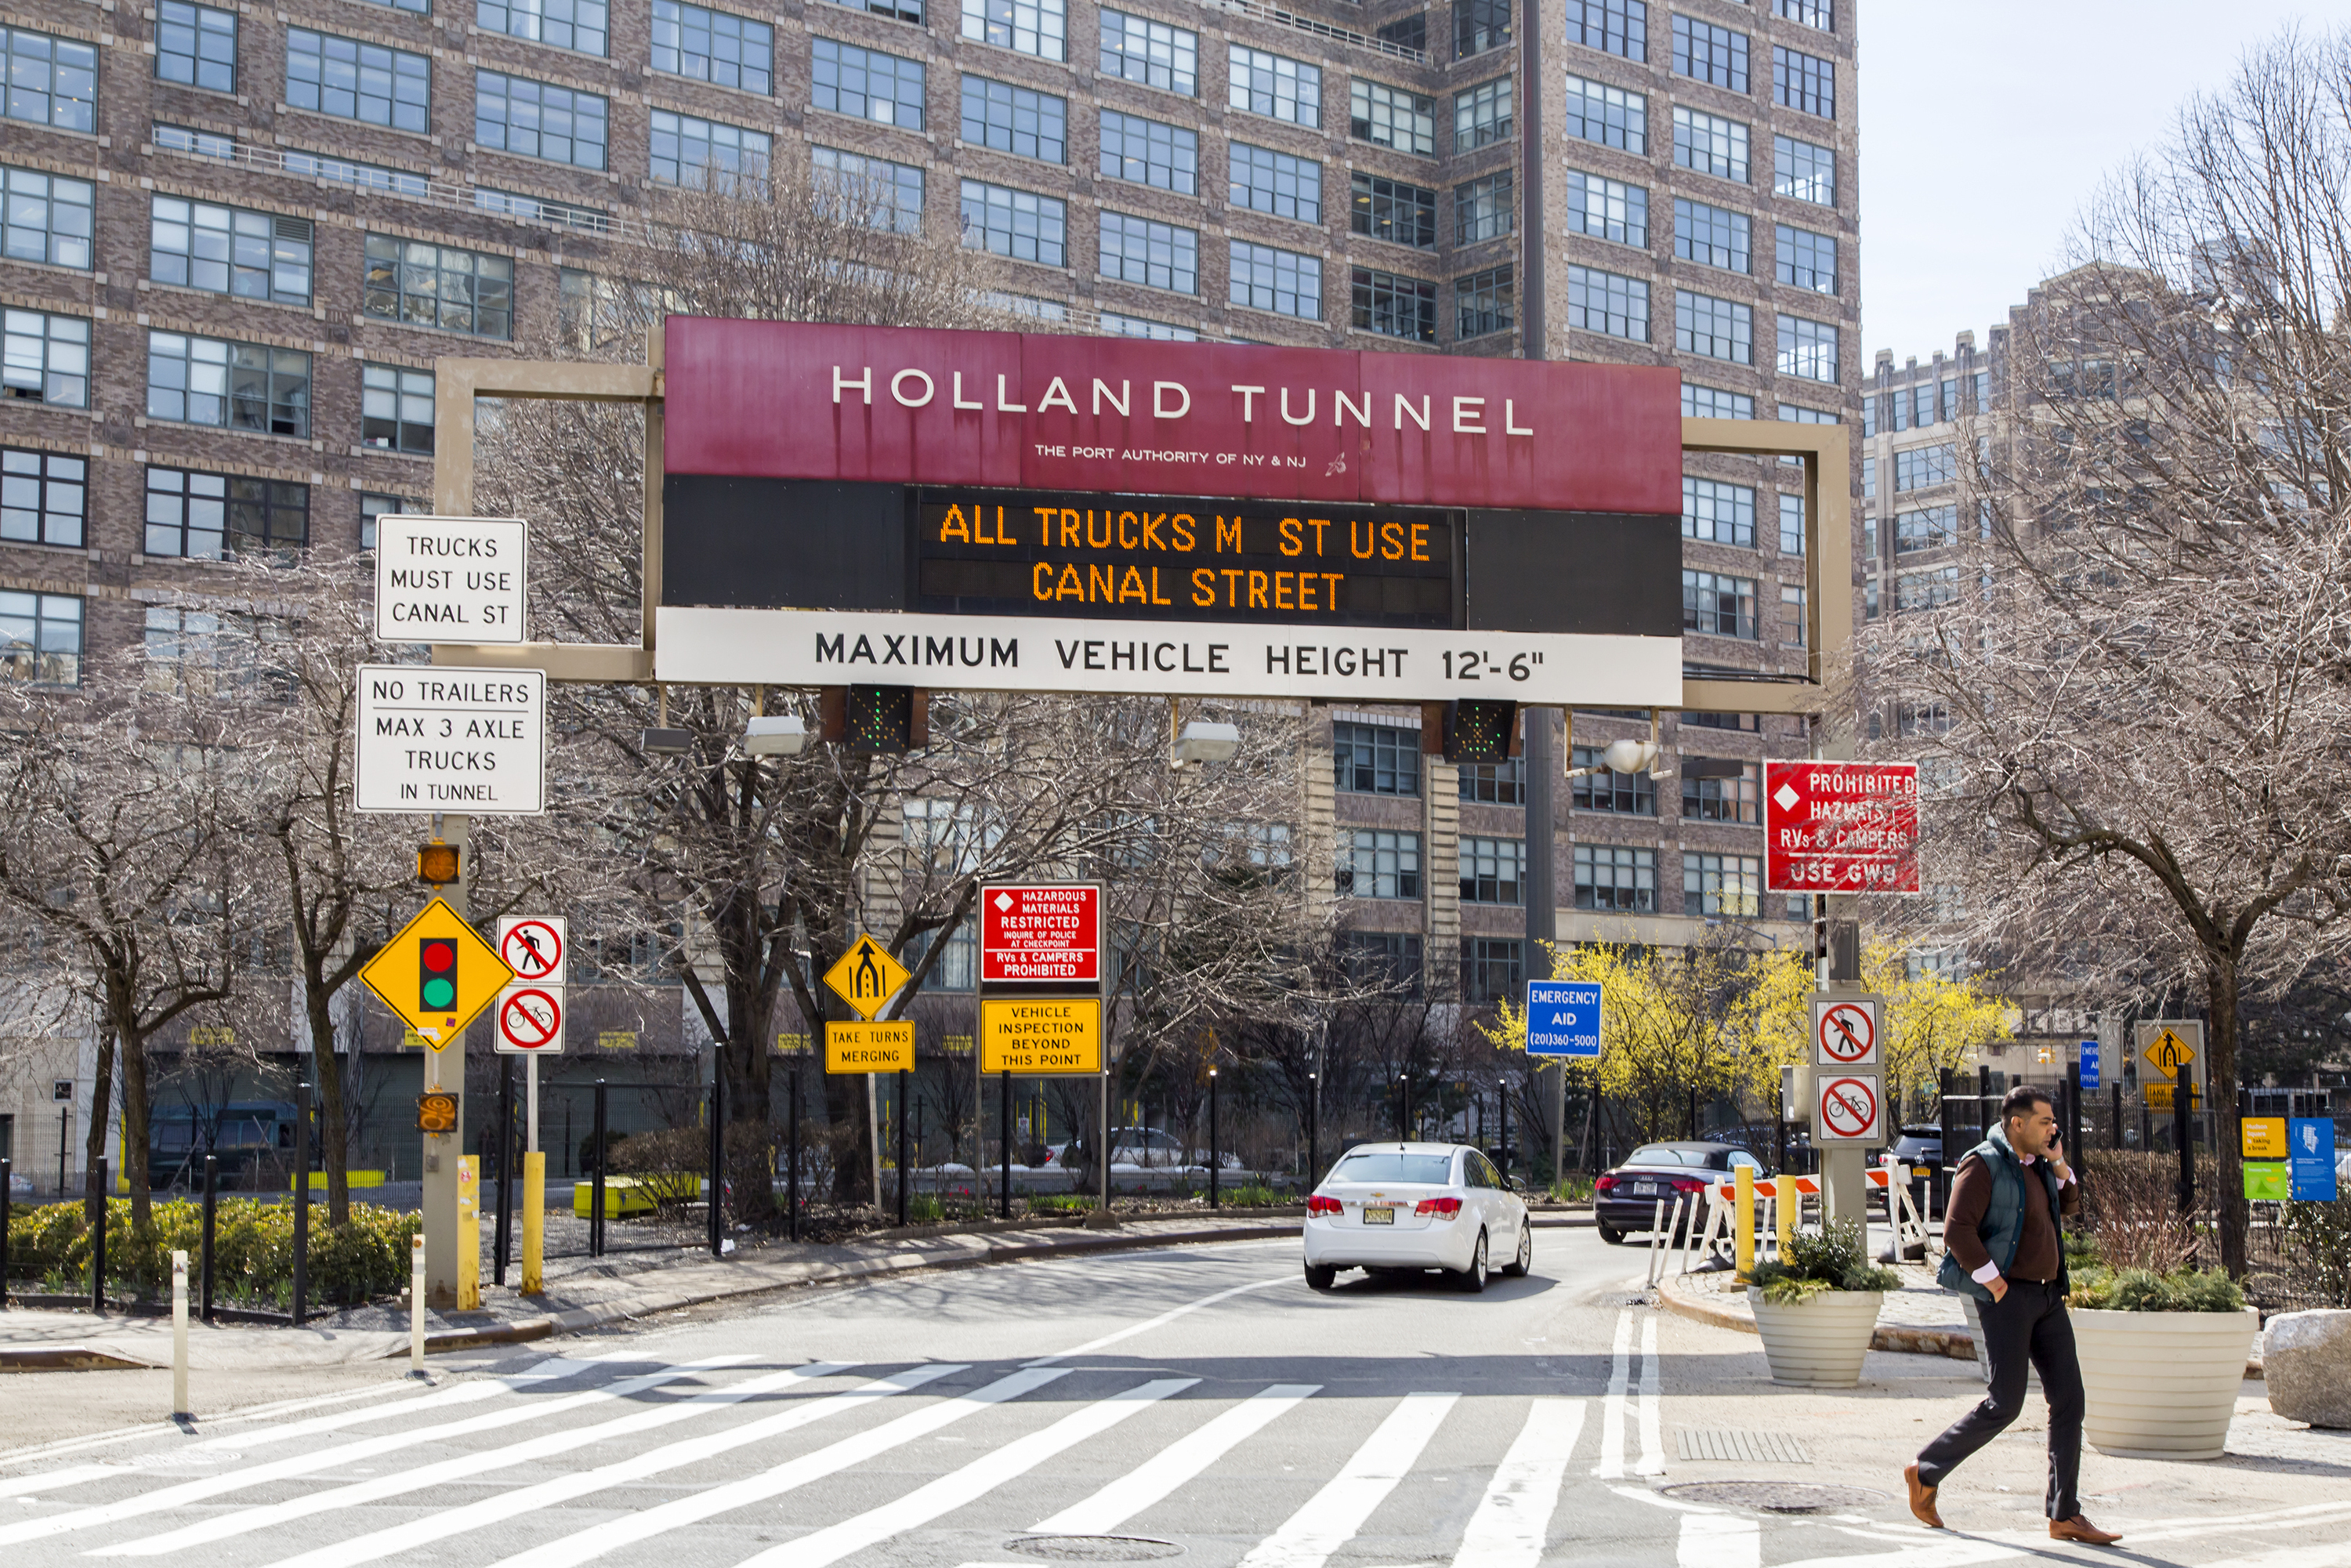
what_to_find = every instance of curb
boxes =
[1657,1273,1978,1361]
[0,1344,155,1372]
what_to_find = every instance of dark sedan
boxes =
[1592,1141,1766,1244]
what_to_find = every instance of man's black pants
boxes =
[1915,1280,2085,1519]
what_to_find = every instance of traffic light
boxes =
[419,937,458,1017]
[819,686,930,752]
[415,841,460,885]
[416,1092,458,1133]
[1422,700,1520,765]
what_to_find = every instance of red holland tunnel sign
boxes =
[1765,762,1922,894]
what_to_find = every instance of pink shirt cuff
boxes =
[1970,1260,2002,1285]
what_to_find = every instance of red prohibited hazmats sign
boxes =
[1766,761,1921,894]
[1817,1074,1883,1143]
[980,884,1100,987]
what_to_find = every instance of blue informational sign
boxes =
[2289,1117,2338,1201]
[1526,982,1602,1058]
[2078,1041,2100,1091]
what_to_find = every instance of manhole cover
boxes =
[1006,1536,1185,1562]
[1659,1482,1887,1514]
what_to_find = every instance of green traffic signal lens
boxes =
[422,976,455,1009]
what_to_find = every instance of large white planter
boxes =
[2073,1307,2261,1459]
[1747,1287,1883,1388]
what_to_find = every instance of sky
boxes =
[1859,2,2326,364]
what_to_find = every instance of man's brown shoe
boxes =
[2049,1516,2122,1545]
[1904,1464,1943,1529]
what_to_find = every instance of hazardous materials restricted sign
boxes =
[353,665,547,814]
[980,885,1101,987]
[981,998,1103,1074]
[1765,762,1920,895]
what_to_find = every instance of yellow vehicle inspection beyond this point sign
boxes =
[825,1019,915,1074]
[981,998,1103,1074]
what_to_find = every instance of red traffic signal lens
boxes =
[420,938,458,1012]
[422,940,455,972]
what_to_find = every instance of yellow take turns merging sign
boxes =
[826,1020,915,1073]
[824,933,910,1020]
[359,898,516,1047]
[980,998,1103,1074]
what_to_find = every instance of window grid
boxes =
[1229,143,1320,223]
[1458,757,1524,804]
[1685,853,1762,917]
[1099,10,1195,95]
[962,0,1065,61]
[1337,829,1422,900]
[1780,583,1807,646]
[2,309,89,407]
[1683,384,1753,419]
[0,589,81,685]
[1682,762,1759,824]
[1673,105,1748,182]
[476,71,607,167]
[1349,78,1435,154]
[1777,0,1831,27]
[1334,720,1420,795]
[358,491,415,550]
[1567,266,1648,342]
[2,27,97,132]
[1570,749,1655,814]
[1568,0,1646,60]
[1671,13,1747,91]
[287,31,429,134]
[1563,73,1646,152]
[1674,197,1749,273]
[146,331,310,436]
[1461,836,1524,904]
[1099,210,1197,294]
[1773,133,1835,204]
[1778,492,1805,555]
[813,145,924,232]
[1574,843,1656,911]
[363,234,513,339]
[1455,171,1512,244]
[150,197,313,306]
[1339,932,1423,998]
[650,109,770,188]
[157,1,236,92]
[143,465,308,557]
[1455,0,1510,58]
[1,447,85,546]
[813,38,926,128]
[653,2,772,92]
[1565,169,1645,246]
[479,0,609,57]
[1683,570,1758,638]
[1463,939,1523,1005]
[1099,110,1195,193]
[1099,310,1194,340]
[961,75,1066,163]
[1,168,94,268]
[1353,266,1435,342]
[959,179,1065,265]
[1351,173,1436,248]
[1895,444,1956,491]
[1455,78,1511,149]
[1682,476,1755,547]
[1777,313,1839,382]
[363,364,434,454]
[1897,569,1958,611]
[1675,289,1751,363]
[1230,240,1320,318]
[1455,264,1514,340]
[1773,44,1835,118]
[1776,223,1837,294]
[1896,505,1958,554]
[1229,45,1319,125]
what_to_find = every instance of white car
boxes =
[1302,1142,1531,1293]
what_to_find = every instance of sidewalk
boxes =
[1661,1260,1980,1360]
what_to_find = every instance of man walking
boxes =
[1905,1085,2119,1545]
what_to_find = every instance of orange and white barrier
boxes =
[1695,1161,1929,1267]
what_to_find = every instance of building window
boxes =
[287,31,429,133]
[1773,133,1835,205]
[1567,266,1648,342]
[1574,843,1654,911]
[1780,583,1806,646]
[1682,476,1755,546]
[650,110,770,188]
[156,1,235,92]
[1563,74,1645,153]
[962,0,1064,61]
[1896,505,1957,554]
[1456,0,1510,58]
[363,235,513,339]
[1777,0,1831,28]
[1685,853,1762,916]
[147,332,309,436]
[154,122,233,158]
[1683,710,1758,731]
[1,168,93,268]
[559,266,632,349]
[1455,171,1513,244]
[1683,384,1753,419]
[1,27,97,132]
[1860,455,1875,498]
[2,310,89,407]
[1674,197,1749,273]
[1895,444,1957,491]
[959,179,1066,265]
[1864,578,1878,621]
[143,606,297,700]
[1230,241,1321,319]
[1338,829,1422,900]
[149,197,313,307]
[1229,143,1320,222]
[1675,290,1751,363]
[653,2,771,92]
[1461,837,1524,905]
[1567,0,1646,60]
[1683,760,1759,824]
[1896,565,1960,610]
[1564,169,1646,246]
[1334,720,1420,795]
[1099,210,1197,293]
[1672,105,1748,182]
[1351,174,1436,248]
[358,491,415,550]
[362,364,434,454]
[143,465,307,556]
[1455,264,1514,341]
[813,38,925,128]
[1777,314,1839,382]
[1229,45,1318,125]
[904,918,977,990]
[0,590,81,684]
[1339,932,1423,998]
[480,0,609,56]
[1350,78,1435,154]
[1099,110,1194,193]
[1458,756,1525,804]
[1,448,85,546]
[1099,311,1194,340]
[1463,938,1524,1004]
[1378,13,1427,52]
[1570,746,1654,814]
[1778,401,1838,427]
[1777,224,1837,294]
[1972,370,1991,409]
[476,72,607,167]
[1353,267,1436,342]
[1778,493,1805,555]
[961,75,1066,162]
[1773,44,1835,118]
[812,146,924,231]
[1671,14,1747,91]
[1683,570,1758,638]
[1099,9,1194,95]
[1898,701,1950,737]
[1455,78,1512,148]
[1920,382,1945,426]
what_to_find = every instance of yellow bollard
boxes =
[1734,1164,1756,1280]
[1776,1174,1796,1257]
[457,1157,481,1310]
[521,1150,545,1294]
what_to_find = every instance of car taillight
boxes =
[1307,1195,1342,1216]
[1415,1197,1462,1218]
[1593,1174,1617,1193]
[1669,1177,1708,1193]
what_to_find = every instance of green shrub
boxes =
[1220,1182,1282,1207]
[2280,1199,2351,1309]
[5,1198,421,1308]
[1748,1219,1902,1305]
[2070,1264,2246,1313]
[1027,1194,1092,1215]
[1551,1175,1596,1204]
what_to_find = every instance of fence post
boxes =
[493,1057,514,1289]
[896,1068,909,1227]
[590,1080,607,1260]
[201,1154,216,1323]
[788,1064,801,1244]
[2175,1075,2195,1214]
[171,1249,190,1418]
[1307,1072,1320,1190]
[292,1081,310,1327]
[2067,1061,2083,1171]
[1,1156,10,1309]
[1208,1069,1220,1211]
[92,1156,107,1313]
[1937,1068,1955,1219]
[708,1066,725,1258]
[409,1233,426,1373]
[2111,1082,2123,1152]
[998,1069,1012,1221]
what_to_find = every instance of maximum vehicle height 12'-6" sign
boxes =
[980,885,1101,988]
[1766,761,1921,895]
[354,665,547,814]
[373,516,527,645]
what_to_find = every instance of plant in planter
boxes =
[2065,1243,2258,1458]
[1746,1221,1902,1388]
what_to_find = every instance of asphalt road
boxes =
[1,1229,2345,1568]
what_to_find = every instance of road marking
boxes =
[1771,1540,2023,1568]
[737,1378,1198,1568]
[1449,1398,1585,1568]
[0,1465,126,1499]
[479,1366,1070,1568]
[0,1357,736,1548]
[248,1363,965,1568]
[1636,1313,1665,1476]
[1024,1275,1290,1367]
[1594,1310,1632,1479]
[92,1362,859,1557]
[1679,1511,1761,1568]
[1030,1383,1320,1536]
[1237,1391,1460,1568]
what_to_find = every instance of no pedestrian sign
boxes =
[1765,761,1920,895]
[498,917,567,985]
[980,885,1100,987]
[1812,996,1881,1067]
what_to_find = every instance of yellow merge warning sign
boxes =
[825,1019,915,1074]
[981,998,1103,1074]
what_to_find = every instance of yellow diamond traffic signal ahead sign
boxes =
[823,932,910,1021]
[360,897,514,1048]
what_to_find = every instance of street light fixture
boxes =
[1172,719,1241,768]
[744,715,809,756]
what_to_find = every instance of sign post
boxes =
[493,916,563,1295]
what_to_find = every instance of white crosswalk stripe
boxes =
[1596,1308,1635,1479]
[1451,1398,1586,1568]
[1237,1390,1461,1568]
[1678,1510,1761,1568]
[1030,1382,1321,1537]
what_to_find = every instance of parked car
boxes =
[1303,1142,1531,1292]
[1105,1126,1242,1171]
[8,1168,31,1200]
[1592,1142,1764,1244]
[1886,1124,1945,1215]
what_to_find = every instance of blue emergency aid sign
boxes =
[2079,1040,2100,1090]
[1525,982,1602,1057]
[2289,1117,2338,1201]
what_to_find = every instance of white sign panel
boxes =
[498,916,568,986]
[654,607,1679,706]
[494,984,564,1054]
[1817,1073,1883,1143]
[353,665,547,814]
[374,516,527,645]
[1812,996,1882,1069]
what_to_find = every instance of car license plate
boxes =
[1363,1206,1394,1225]
[1632,1181,1657,1195]
[1914,1166,1933,1179]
